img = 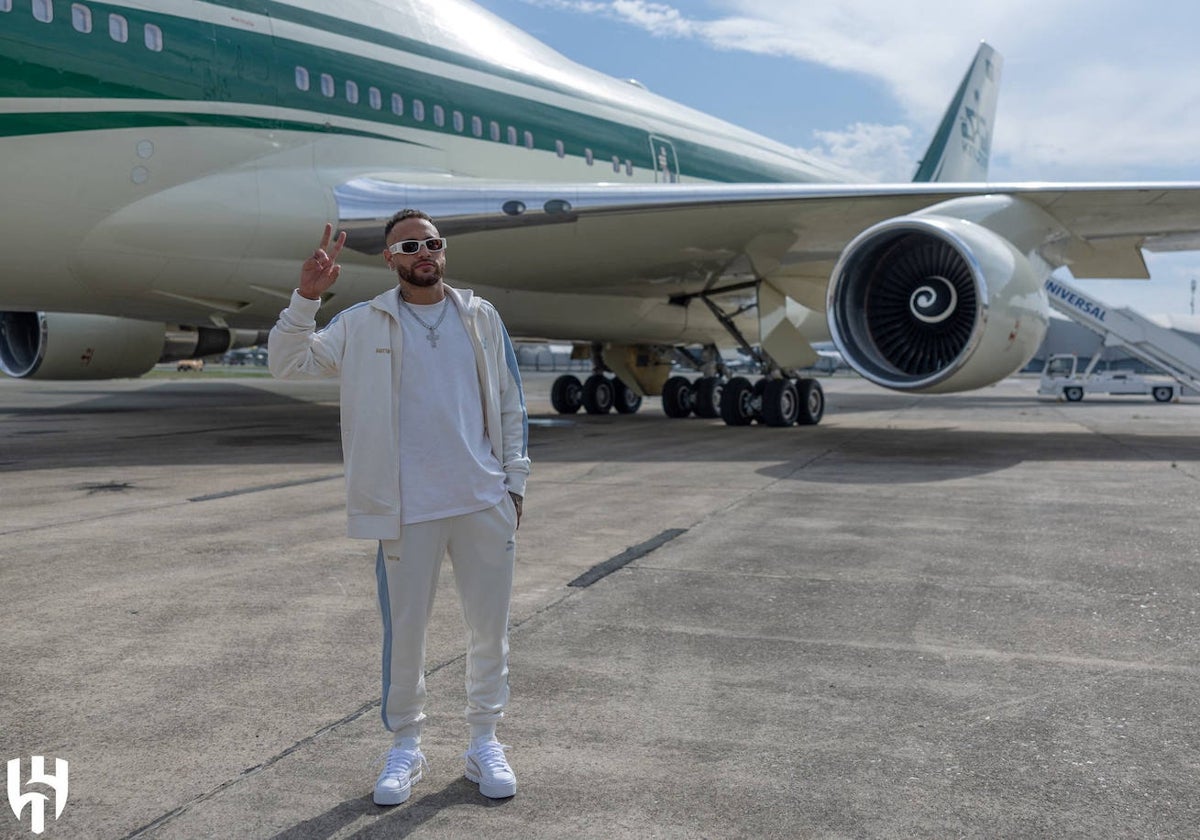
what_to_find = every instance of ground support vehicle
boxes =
[1038,353,1179,402]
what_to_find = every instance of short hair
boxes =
[384,209,436,238]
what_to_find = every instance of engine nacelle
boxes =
[0,312,267,379]
[0,312,165,380]
[826,214,1049,393]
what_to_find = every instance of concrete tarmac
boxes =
[2,371,1199,839]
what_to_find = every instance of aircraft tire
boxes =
[761,379,799,427]
[720,377,755,426]
[614,378,643,414]
[691,376,723,418]
[796,378,825,426]
[662,376,693,418]
[751,378,769,423]
[1064,386,1084,402]
[582,374,615,414]
[550,374,583,414]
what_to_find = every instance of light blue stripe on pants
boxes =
[375,496,518,739]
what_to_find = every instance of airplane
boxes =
[3,0,1200,428]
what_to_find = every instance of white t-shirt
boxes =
[396,294,507,524]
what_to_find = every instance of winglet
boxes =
[912,43,1002,183]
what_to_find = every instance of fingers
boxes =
[328,230,347,263]
[301,225,344,298]
[312,225,346,270]
[309,226,346,269]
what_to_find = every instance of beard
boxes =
[396,261,443,287]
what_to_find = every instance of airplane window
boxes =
[453,111,464,132]
[294,67,310,91]
[555,140,564,158]
[144,23,162,52]
[33,0,51,22]
[433,105,445,127]
[612,155,620,172]
[0,0,11,12]
[71,4,91,31]
[345,80,359,104]
[506,126,517,145]
[524,130,534,149]
[625,160,633,176]
[471,116,483,137]
[489,121,500,142]
[368,87,381,110]
[391,94,403,116]
[320,73,334,98]
[412,100,425,121]
[585,148,594,166]
[108,13,128,42]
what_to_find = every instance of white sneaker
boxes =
[373,746,427,805]
[464,738,517,799]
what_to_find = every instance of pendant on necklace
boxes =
[426,329,440,348]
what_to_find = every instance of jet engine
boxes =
[0,312,264,380]
[826,213,1049,393]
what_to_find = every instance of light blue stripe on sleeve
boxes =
[500,325,529,455]
[374,542,394,731]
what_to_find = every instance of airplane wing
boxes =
[335,177,1200,307]
[334,176,1200,394]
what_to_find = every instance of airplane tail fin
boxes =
[912,43,1002,182]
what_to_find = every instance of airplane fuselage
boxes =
[0,0,846,344]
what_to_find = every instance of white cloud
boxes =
[800,122,915,182]
[519,0,1200,180]
[609,1,697,36]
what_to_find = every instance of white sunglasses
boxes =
[387,237,447,255]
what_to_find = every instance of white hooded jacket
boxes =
[268,284,530,540]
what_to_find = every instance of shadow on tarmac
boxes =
[269,779,509,840]
[4,381,1200,486]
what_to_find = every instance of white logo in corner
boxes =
[7,756,68,835]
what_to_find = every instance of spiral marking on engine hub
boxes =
[911,276,958,324]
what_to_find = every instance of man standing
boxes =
[268,210,530,804]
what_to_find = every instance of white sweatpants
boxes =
[374,496,518,739]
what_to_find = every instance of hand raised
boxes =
[298,223,347,301]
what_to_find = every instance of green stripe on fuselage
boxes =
[0,0,813,183]
[0,109,430,144]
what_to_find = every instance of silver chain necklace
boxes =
[399,294,450,348]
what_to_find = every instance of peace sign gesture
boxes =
[299,223,347,301]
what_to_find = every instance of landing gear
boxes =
[796,379,825,425]
[719,377,756,426]
[614,379,643,414]
[662,376,693,418]
[551,372,643,416]
[582,374,615,414]
[716,376,823,427]
[761,379,800,427]
[691,376,723,419]
[550,375,583,414]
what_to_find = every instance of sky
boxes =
[471,0,1200,315]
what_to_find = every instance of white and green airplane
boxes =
[3,0,1199,426]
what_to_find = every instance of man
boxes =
[268,209,530,805]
